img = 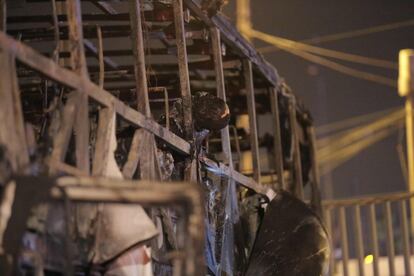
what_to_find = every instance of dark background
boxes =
[224,0,414,199]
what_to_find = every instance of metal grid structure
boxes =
[324,192,414,276]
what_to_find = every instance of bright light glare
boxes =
[364,254,374,264]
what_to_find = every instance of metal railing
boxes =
[323,191,414,276]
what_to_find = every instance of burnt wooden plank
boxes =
[129,0,150,116]
[243,59,261,183]
[270,87,285,190]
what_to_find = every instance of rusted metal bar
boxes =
[270,87,285,190]
[243,59,261,183]
[229,125,242,171]
[0,52,30,171]
[129,0,151,116]
[399,200,411,276]
[211,26,233,167]
[288,94,304,199]
[353,205,365,276]
[93,1,118,15]
[83,39,118,70]
[339,207,349,276]
[384,201,396,276]
[173,0,193,141]
[149,87,170,129]
[51,0,60,62]
[324,208,334,276]
[308,125,322,214]
[369,204,380,276]
[49,94,77,172]
[92,106,115,176]
[66,0,90,174]
[200,156,275,198]
[96,25,104,88]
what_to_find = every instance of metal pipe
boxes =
[270,87,285,190]
[211,26,233,168]
[369,204,380,276]
[384,201,396,276]
[243,59,261,183]
[288,94,304,199]
[339,207,349,276]
[128,0,151,116]
[96,25,104,88]
[399,200,411,276]
[354,205,365,276]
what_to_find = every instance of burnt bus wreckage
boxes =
[0,0,329,275]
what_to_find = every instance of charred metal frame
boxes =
[0,0,323,274]
[3,176,204,276]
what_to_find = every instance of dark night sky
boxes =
[224,1,414,199]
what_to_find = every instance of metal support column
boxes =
[243,60,261,183]
[129,0,151,116]
[66,0,90,174]
[398,49,414,230]
[270,87,285,190]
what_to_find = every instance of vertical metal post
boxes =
[211,27,233,168]
[129,0,151,116]
[384,201,396,276]
[399,200,411,276]
[398,49,414,231]
[354,205,365,276]
[369,204,380,276]
[324,208,335,276]
[308,125,322,214]
[339,207,349,276]
[288,94,304,199]
[243,59,261,183]
[173,0,193,141]
[270,87,285,190]
[96,25,104,88]
[66,0,90,174]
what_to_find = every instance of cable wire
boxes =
[247,29,397,88]
[248,29,397,69]
[259,19,414,54]
[316,107,403,136]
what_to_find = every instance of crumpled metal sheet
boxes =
[246,191,330,276]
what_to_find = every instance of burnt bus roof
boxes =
[8,0,280,98]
